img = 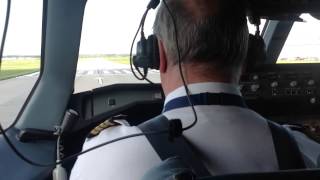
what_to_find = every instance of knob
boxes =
[290,81,298,87]
[251,84,260,92]
[308,80,315,86]
[270,81,278,88]
[253,75,259,81]
[310,97,316,104]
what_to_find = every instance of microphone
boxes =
[147,0,160,10]
[60,109,79,134]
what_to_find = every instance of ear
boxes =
[158,40,168,73]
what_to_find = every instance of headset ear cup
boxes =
[245,34,266,71]
[133,35,160,70]
[149,35,160,70]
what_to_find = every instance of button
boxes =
[270,81,278,88]
[310,97,316,104]
[290,81,298,87]
[272,89,279,96]
[306,89,315,95]
[251,84,260,92]
[108,98,116,106]
[252,75,259,80]
[308,80,315,86]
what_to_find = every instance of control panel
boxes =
[240,64,320,105]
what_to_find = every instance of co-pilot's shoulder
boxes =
[83,115,142,147]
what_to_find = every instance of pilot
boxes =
[70,0,287,179]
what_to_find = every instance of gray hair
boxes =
[153,0,249,74]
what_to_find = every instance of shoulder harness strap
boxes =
[268,121,306,170]
[138,115,211,177]
[139,116,305,175]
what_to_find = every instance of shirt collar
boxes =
[164,82,242,105]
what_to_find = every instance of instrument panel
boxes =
[240,64,320,110]
[241,68,319,102]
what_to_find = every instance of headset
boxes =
[132,4,267,73]
[133,34,160,70]
[129,0,160,83]
[0,0,199,169]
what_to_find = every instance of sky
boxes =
[0,0,155,56]
[0,0,42,56]
[0,0,320,58]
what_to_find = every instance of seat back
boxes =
[139,115,307,179]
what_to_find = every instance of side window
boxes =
[277,14,320,64]
[0,0,42,129]
[75,0,160,93]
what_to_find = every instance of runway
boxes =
[0,60,160,128]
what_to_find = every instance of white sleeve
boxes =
[70,122,161,180]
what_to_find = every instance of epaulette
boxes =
[87,119,121,138]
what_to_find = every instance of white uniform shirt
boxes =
[70,82,279,180]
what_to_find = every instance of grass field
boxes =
[277,58,320,64]
[101,56,320,65]
[0,56,129,81]
[0,59,40,80]
[79,55,130,65]
[102,55,130,65]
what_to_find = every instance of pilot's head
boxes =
[153,0,249,95]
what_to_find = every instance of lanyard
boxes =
[163,92,247,113]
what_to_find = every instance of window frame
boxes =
[1,0,46,132]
